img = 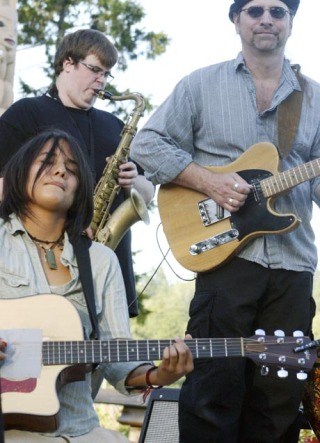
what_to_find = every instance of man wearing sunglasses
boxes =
[131,0,320,441]
[0,29,154,319]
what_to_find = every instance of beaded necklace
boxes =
[27,232,64,270]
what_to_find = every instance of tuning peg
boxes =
[255,329,266,336]
[293,330,304,337]
[260,365,269,376]
[274,330,285,337]
[296,371,308,381]
[277,368,288,378]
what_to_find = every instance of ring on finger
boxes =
[233,182,239,191]
[228,198,233,205]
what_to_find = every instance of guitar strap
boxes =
[54,235,99,387]
[277,65,303,159]
[72,234,100,340]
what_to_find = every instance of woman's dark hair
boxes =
[54,29,118,76]
[0,129,94,242]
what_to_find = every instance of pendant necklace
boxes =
[27,231,64,270]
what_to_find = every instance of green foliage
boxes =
[299,429,318,442]
[312,270,320,338]
[94,403,129,436]
[16,0,169,83]
[16,0,168,116]
[131,268,194,339]
[313,269,320,308]
[132,289,151,325]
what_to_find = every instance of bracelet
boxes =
[145,365,163,389]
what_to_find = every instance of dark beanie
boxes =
[229,0,300,21]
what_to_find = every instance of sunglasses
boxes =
[240,6,290,19]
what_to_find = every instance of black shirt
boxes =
[0,94,140,316]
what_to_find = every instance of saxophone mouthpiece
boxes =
[94,89,113,100]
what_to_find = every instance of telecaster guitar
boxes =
[0,295,317,431]
[158,142,320,273]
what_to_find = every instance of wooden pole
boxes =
[0,0,17,115]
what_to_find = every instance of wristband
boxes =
[145,365,163,389]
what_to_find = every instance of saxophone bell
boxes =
[91,90,149,251]
[96,188,149,250]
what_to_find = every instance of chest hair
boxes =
[254,78,279,113]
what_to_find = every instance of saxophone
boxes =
[90,89,149,250]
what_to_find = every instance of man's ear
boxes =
[62,57,74,73]
[234,14,240,33]
[288,16,293,37]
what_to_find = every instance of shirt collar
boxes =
[234,52,246,71]
[7,213,26,235]
[7,213,78,266]
[234,52,302,92]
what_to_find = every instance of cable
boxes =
[128,223,195,310]
[155,223,195,283]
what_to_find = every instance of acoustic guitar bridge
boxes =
[189,229,239,255]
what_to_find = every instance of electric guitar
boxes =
[158,142,320,273]
[0,294,317,431]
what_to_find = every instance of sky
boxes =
[14,0,320,281]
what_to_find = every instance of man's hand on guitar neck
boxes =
[173,162,251,212]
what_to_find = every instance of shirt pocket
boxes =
[187,291,215,338]
[0,269,30,297]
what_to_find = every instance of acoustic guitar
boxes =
[158,142,320,273]
[0,294,317,431]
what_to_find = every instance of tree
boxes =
[131,268,195,339]
[312,269,320,337]
[16,0,169,102]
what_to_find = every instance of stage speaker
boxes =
[139,388,180,443]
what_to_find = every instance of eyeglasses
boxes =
[240,6,290,20]
[79,61,114,80]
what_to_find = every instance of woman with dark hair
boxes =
[0,128,94,242]
[0,129,193,442]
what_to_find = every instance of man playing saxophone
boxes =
[0,29,154,317]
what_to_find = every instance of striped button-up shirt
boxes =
[0,214,146,437]
[131,53,320,274]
